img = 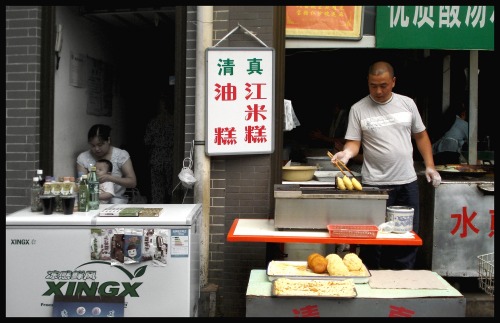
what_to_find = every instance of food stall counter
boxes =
[246,269,465,317]
[227,219,422,246]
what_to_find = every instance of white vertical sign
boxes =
[205,48,275,156]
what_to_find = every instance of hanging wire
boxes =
[213,23,268,47]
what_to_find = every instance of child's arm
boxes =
[99,191,114,201]
[99,182,115,202]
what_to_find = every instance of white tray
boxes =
[267,260,371,284]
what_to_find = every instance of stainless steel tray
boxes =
[267,260,371,284]
[271,278,357,298]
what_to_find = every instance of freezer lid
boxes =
[5,210,95,226]
[6,204,202,227]
[95,204,202,226]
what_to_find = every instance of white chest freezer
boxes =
[6,203,202,317]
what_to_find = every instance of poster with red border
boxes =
[286,6,363,40]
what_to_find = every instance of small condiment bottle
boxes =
[43,182,52,195]
[72,176,80,212]
[61,177,72,196]
[51,178,63,212]
[78,175,89,212]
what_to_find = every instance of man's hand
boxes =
[425,167,441,187]
[331,150,353,165]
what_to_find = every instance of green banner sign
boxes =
[376,6,494,50]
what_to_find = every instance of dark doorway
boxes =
[81,6,181,203]
[283,48,440,162]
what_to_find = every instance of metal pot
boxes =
[282,166,317,182]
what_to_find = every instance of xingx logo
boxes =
[42,261,147,297]
[11,239,31,245]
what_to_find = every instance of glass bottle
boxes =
[52,178,63,212]
[88,166,100,210]
[73,176,80,213]
[78,175,89,212]
[30,177,42,212]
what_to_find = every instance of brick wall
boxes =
[209,6,275,317]
[5,5,275,317]
[5,6,42,214]
[183,6,197,205]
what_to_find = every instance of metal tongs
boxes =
[327,151,363,190]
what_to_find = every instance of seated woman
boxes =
[76,124,137,204]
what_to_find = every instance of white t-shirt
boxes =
[76,147,130,199]
[99,181,115,204]
[345,93,426,185]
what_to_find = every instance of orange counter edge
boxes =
[227,218,422,246]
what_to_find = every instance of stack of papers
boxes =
[118,207,144,217]
[139,208,164,217]
[98,206,124,216]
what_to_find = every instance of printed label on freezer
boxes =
[143,229,169,265]
[90,228,170,267]
[170,229,189,257]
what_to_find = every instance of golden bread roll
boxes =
[325,253,343,264]
[307,253,322,265]
[307,253,328,274]
[343,253,363,271]
[327,259,350,276]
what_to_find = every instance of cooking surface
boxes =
[275,184,389,199]
[435,164,494,179]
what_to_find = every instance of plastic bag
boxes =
[178,164,196,189]
[172,141,196,203]
[284,99,300,131]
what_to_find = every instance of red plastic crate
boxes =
[327,224,378,239]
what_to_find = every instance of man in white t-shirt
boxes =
[331,61,441,270]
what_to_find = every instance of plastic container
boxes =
[282,166,317,181]
[327,224,378,239]
[61,177,73,195]
[386,206,414,233]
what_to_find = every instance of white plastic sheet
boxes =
[284,99,300,131]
